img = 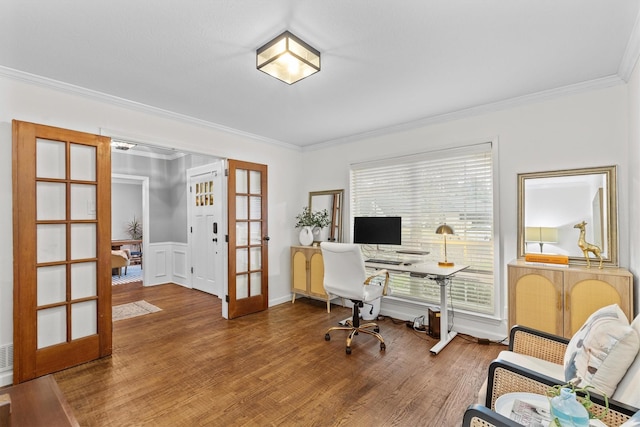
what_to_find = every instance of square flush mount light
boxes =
[256,31,320,85]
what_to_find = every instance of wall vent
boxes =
[0,344,13,373]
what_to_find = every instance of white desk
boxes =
[364,261,469,354]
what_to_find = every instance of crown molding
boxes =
[618,10,640,82]
[304,75,625,152]
[0,65,628,154]
[0,66,301,151]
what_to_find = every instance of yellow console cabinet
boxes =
[508,260,633,338]
[291,246,330,312]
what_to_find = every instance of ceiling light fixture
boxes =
[111,140,137,151]
[256,31,320,85]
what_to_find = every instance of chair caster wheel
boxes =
[325,333,331,341]
[346,346,352,355]
[374,327,380,333]
[380,343,386,351]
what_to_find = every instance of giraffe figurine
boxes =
[573,221,603,269]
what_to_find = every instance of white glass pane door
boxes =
[35,139,98,349]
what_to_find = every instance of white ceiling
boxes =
[2,1,640,148]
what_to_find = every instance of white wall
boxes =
[0,74,303,384]
[301,84,631,337]
[112,182,143,240]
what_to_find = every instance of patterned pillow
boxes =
[564,304,640,397]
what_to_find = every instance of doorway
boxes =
[111,174,149,286]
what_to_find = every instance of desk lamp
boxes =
[435,224,454,267]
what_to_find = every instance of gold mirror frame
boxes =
[309,189,344,243]
[517,166,618,267]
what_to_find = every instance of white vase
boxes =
[298,226,314,246]
[312,226,322,241]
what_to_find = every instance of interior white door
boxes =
[188,162,224,296]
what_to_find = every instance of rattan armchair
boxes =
[484,359,637,426]
[462,404,521,427]
[481,325,639,426]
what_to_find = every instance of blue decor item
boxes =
[550,388,589,426]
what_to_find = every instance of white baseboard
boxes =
[0,371,12,387]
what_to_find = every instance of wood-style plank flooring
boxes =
[54,282,504,426]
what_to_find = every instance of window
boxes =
[350,142,496,314]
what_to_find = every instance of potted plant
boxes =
[295,206,330,245]
[127,216,143,240]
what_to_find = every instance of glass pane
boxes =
[71,262,97,299]
[70,184,97,220]
[236,248,248,273]
[38,306,66,349]
[236,222,248,246]
[37,182,66,220]
[72,300,96,340]
[70,144,96,181]
[250,272,262,296]
[236,196,248,220]
[250,247,262,270]
[37,265,66,306]
[235,169,247,193]
[37,224,66,263]
[36,138,65,179]
[249,170,261,194]
[236,274,249,299]
[249,222,261,245]
[71,223,96,259]
[249,196,261,220]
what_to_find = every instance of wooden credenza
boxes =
[508,260,634,338]
[291,246,331,312]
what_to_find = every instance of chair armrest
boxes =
[486,359,638,426]
[462,404,521,427]
[509,325,569,365]
[364,269,390,295]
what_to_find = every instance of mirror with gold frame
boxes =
[309,189,344,243]
[517,166,618,267]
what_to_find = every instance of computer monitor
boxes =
[353,216,402,245]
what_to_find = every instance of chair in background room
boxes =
[129,243,142,268]
[111,249,131,277]
[320,242,389,354]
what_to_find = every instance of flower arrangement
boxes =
[295,206,331,229]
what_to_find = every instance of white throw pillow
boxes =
[612,314,640,407]
[564,304,640,397]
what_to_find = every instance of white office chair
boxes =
[320,242,390,354]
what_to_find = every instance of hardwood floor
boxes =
[54,283,504,426]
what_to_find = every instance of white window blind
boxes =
[350,143,495,314]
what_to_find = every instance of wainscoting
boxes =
[144,242,190,288]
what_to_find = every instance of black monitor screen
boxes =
[353,216,402,245]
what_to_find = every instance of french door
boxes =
[227,160,269,319]
[12,120,112,384]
